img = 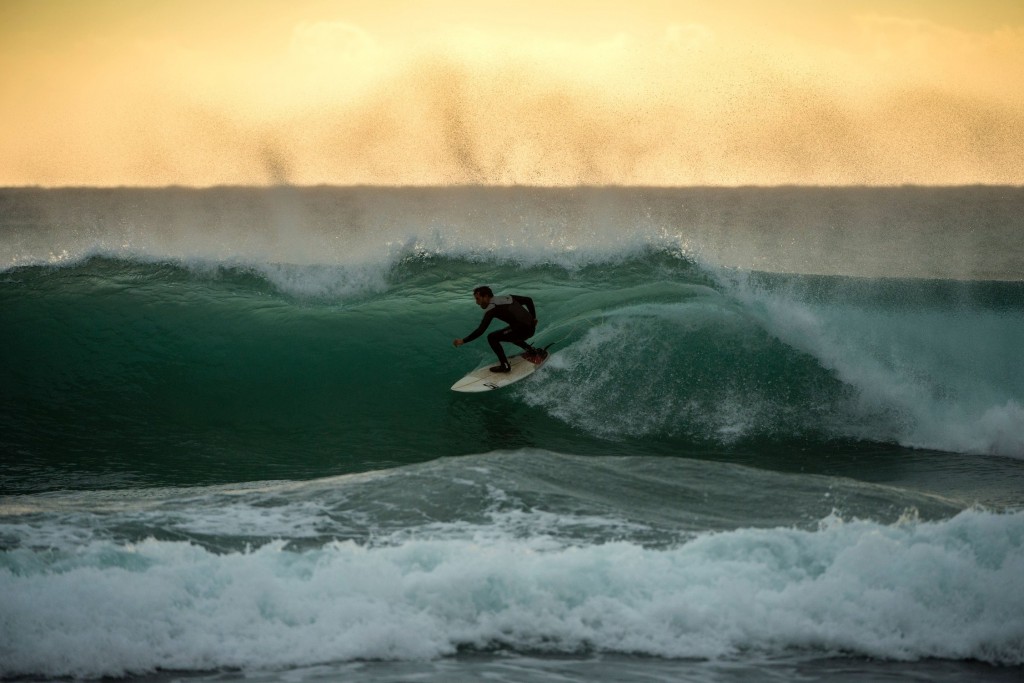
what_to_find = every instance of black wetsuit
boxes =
[462,295,537,366]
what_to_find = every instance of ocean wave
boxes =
[0,451,967,548]
[2,506,1021,677]
[519,276,1024,459]
[3,250,1023,474]
[714,272,1024,458]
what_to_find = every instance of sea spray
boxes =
[4,187,1022,280]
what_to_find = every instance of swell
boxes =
[2,253,1023,494]
[0,452,969,551]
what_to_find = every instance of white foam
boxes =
[2,508,1022,678]
[519,297,784,442]
[720,274,1024,458]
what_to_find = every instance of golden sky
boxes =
[2,0,1023,186]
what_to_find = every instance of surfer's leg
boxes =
[509,325,538,355]
[511,340,537,357]
[487,328,511,369]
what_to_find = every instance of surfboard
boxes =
[451,351,549,393]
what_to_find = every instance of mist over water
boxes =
[3,185,1023,279]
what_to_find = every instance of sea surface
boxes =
[2,186,1023,682]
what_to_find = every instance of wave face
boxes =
[2,249,1023,492]
[2,187,1024,680]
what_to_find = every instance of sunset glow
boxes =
[2,0,1023,186]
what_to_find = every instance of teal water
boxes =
[4,253,1023,495]
[2,187,1023,681]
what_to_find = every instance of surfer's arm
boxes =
[460,309,496,345]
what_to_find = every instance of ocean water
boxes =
[1,186,1023,682]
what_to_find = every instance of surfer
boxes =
[453,286,541,373]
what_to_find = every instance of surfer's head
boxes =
[473,285,493,308]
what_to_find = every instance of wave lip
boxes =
[5,185,1023,280]
[717,273,1024,459]
[2,508,1022,678]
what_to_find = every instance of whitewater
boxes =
[2,186,1023,682]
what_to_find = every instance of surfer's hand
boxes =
[453,338,464,347]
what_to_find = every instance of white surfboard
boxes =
[451,351,549,393]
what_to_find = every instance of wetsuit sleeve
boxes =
[462,308,496,344]
[512,295,536,319]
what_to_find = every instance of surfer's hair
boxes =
[473,286,494,297]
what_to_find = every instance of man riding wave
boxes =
[453,286,543,373]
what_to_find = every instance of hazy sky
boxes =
[2,0,1023,186]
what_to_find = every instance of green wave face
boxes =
[4,252,1023,492]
